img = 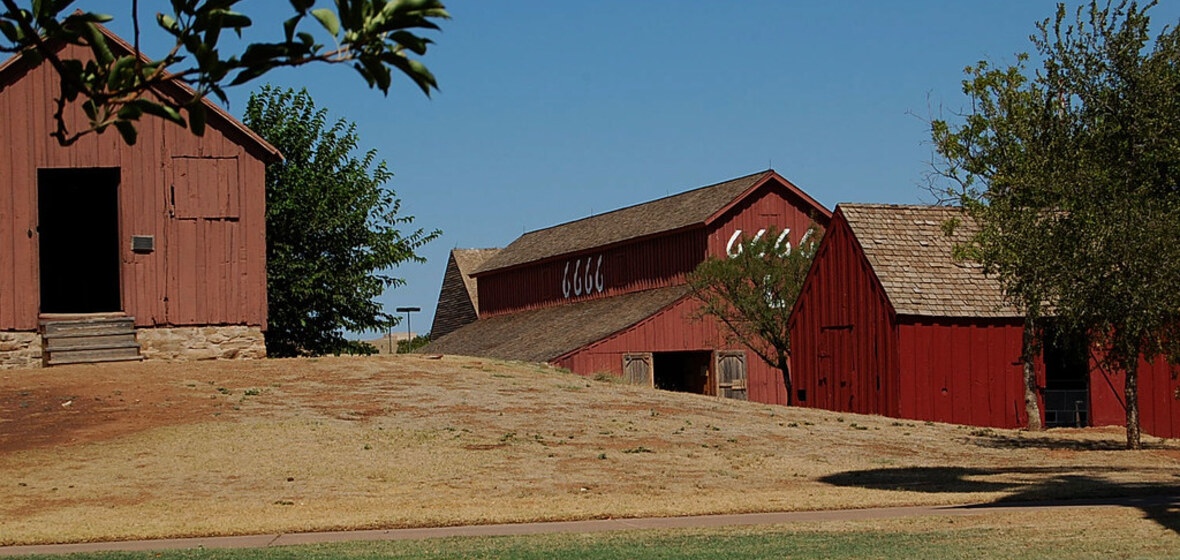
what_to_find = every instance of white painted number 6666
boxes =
[562,255,605,298]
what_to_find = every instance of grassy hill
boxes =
[1,354,1177,546]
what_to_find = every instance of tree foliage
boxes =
[931,0,1180,448]
[687,226,821,405]
[245,85,439,357]
[0,0,448,145]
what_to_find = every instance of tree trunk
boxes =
[1022,318,1043,431]
[779,354,793,406]
[1125,358,1141,449]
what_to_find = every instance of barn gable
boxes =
[0,25,281,164]
[429,248,500,340]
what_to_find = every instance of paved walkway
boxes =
[1,495,1175,557]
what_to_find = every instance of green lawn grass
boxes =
[12,523,1179,560]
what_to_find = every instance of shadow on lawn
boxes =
[819,466,1180,535]
[968,432,1168,451]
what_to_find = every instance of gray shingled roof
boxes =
[474,171,782,274]
[839,204,1020,318]
[421,286,690,362]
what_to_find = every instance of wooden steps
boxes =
[40,316,142,366]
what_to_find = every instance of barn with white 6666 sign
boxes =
[426,170,829,405]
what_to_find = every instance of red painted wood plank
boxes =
[0,39,267,332]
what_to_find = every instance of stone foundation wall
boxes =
[0,332,42,369]
[137,326,266,361]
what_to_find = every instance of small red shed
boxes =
[426,170,830,404]
[789,204,1179,437]
[0,27,280,368]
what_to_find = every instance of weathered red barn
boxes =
[0,27,279,368]
[426,170,830,403]
[789,204,1179,437]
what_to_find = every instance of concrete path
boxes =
[1,495,1175,557]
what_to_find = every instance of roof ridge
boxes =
[840,203,959,210]
[515,170,773,238]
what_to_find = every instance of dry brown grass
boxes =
[1,354,1178,546]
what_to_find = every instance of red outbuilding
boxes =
[426,170,830,404]
[0,26,280,368]
[789,204,1179,437]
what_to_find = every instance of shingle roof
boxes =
[451,248,500,313]
[421,286,690,362]
[839,204,1020,318]
[429,249,500,340]
[474,170,827,274]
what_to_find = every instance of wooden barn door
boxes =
[165,156,241,325]
[623,353,653,386]
[715,351,748,400]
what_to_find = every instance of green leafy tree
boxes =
[0,0,448,145]
[687,226,821,405]
[245,85,439,357]
[932,0,1180,448]
[397,334,430,353]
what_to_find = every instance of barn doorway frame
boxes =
[37,168,122,314]
[1042,322,1090,427]
[652,351,714,396]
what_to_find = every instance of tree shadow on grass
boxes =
[819,466,1180,535]
[967,431,1172,451]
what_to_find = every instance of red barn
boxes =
[0,27,279,368]
[789,204,1179,437]
[426,170,830,404]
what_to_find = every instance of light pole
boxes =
[394,306,420,353]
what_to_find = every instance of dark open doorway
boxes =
[38,168,121,314]
[1043,323,1089,428]
[653,351,713,395]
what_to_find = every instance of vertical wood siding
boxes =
[479,181,828,318]
[0,43,268,330]
[896,318,1037,429]
[788,214,898,417]
[554,296,787,405]
[706,182,827,259]
[478,230,707,317]
[790,209,1055,429]
[1089,355,1179,439]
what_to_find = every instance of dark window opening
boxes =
[797,389,807,402]
[38,168,121,314]
[653,351,713,396]
[1043,322,1090,428]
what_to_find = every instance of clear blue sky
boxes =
[86,1,1180,337]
